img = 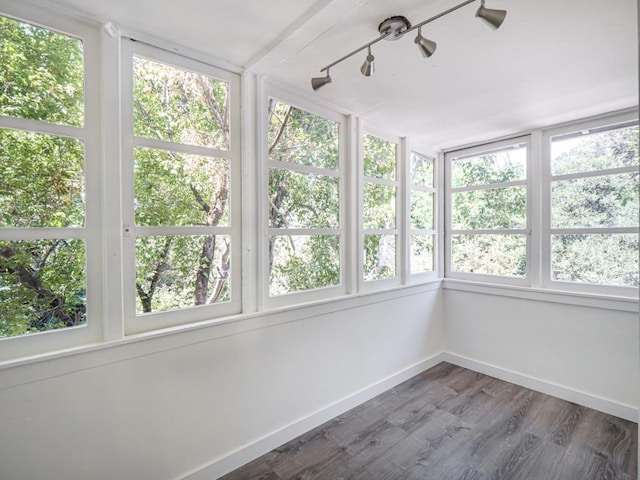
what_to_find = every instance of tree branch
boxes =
[269,106,293,155]
[0,245,79,327]
[190,184,210,214]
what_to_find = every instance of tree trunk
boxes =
[194,235,216,305]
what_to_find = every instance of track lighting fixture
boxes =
[360,47,375,77]
[310,0,507,91]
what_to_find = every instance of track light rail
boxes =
[311,0,506,91]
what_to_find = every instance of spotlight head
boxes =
[360,53,375,77]
[311,72,332,91]
[415,29,437,58]
[475,2,507,30]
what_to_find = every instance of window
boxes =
[122,42,241,333]
[545,120,639,293]
[445,138,529,283]
[361,131,400,286]
[409,152,436,276]
[0,9,101,358]
[266,97,344,304]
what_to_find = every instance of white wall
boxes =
[0,284,444,480]
[444,285,639,419]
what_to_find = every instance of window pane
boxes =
[364,234,396,281]
[551,172,639,228]
[363,183,395,229]
[411,152,433,187]
[363,134,396,180]
[133,56,229,150]
[135,235,231,314]
[410,191,434,230]
[268,169,339,229]
[134,147,229,227]
[452,186,526,230]
[0,129,84,227]
[269,235,340,296]
[0,15,84,127]
[410,235,434,274]
[268,101,339,170]
[552,234,638,287]
[451,234,526,277]
[0,239,86,338]
[452,146,526,188]
[551,125,639,175]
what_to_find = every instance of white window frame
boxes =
[261,85,348,309]
[407,149,439,282]
[0,3,103,361]
[542,111,639,297]
[359,122,405,292]
[445,136,532,286]
[121,40,242,334]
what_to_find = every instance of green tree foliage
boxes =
[410,235,433,274]
[269,236,340,296]
[451,148,527,277]
[268,101,338,169]
[551,126,639,286]
[0,240,85,336]
[552,126,639,174]
[410,152,435,274]
[364,234,396,280]
[411,152,433,187]
[0,17,86,337]
[363,134,398,281]
[364,135,396,180]
[410,191,433,230]
[267,101,341,294]
[452,234,526,277]
[0,130,84,228]
[363,183,395,229]
[132,57,231,313]
[552,234,638,286]
[0,15,83,126]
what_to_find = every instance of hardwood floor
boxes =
[220,362,638,480]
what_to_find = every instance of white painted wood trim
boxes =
[443,278,638,312]
[442,352,638,422]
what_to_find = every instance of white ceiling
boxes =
[45,0,638,151]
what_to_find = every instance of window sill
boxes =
[443,278,638,313]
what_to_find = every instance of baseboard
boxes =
[442,352,638,423]
[179,352,447,480]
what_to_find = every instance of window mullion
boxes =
[550,227,639,235]
[529,131,542,288]
[0,115,85,139]
[451,179,527,193]
[133,136,231,159]
[101,24,125,341]
[551,165,639,182]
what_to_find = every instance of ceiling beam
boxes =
[244,0,370,74]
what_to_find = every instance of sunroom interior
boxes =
[0,0,638,479]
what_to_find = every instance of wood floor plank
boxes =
[220,362,638,480]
